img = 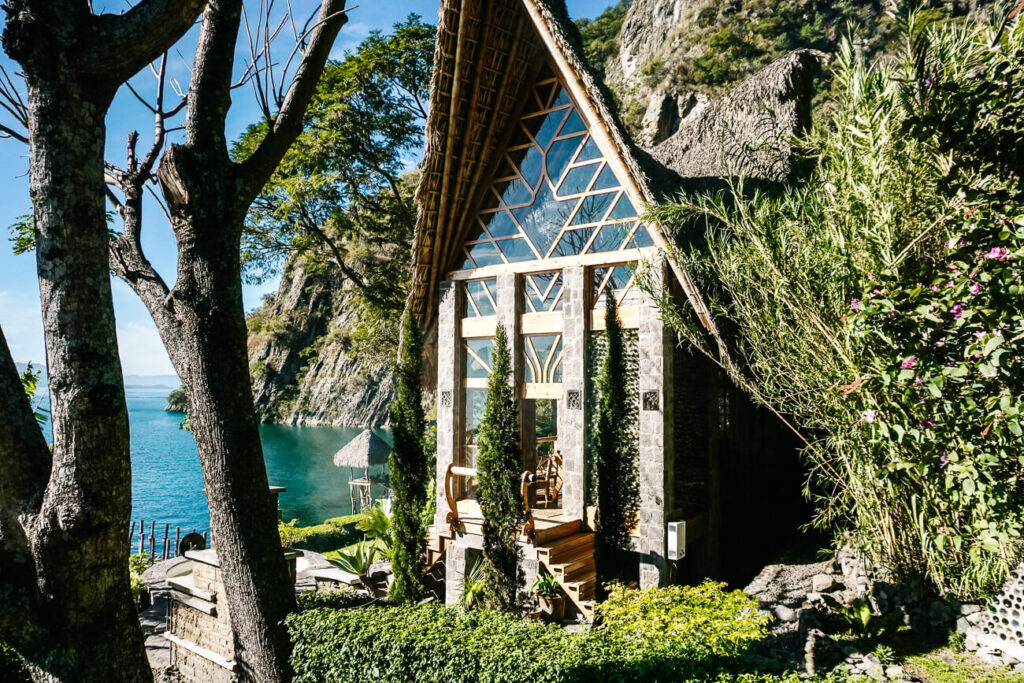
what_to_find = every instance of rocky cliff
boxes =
[246,256,394,428]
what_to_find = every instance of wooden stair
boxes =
[532,520,596,620]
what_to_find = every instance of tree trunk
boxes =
[1,58,151,683]
[2,2,207,678]
[155,145,296,682]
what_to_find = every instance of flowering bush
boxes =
[644,12,1024,598]
[847,28,1024,593]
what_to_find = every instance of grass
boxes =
[901,648,1024,683]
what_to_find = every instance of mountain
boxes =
[15,363,176,389]
[246,254,394,428]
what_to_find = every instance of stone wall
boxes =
[168,557,237,683]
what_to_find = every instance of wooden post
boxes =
[174,527,181,558]
[129,520,136,543]
[138,518,145,555]
[149,535,155,560]
[163,524,169,559]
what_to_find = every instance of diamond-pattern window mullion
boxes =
[461,66,646,272]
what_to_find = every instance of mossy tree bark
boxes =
[0,2,206,680]
[475,326,524,612]
[388,311,427,603]
[104,2,348,679]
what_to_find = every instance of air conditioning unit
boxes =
[667,521,686,561]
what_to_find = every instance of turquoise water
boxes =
[37,386,385,536]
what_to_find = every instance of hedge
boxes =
[286,581,792,683]
[280,515,362,553]
[0,642,29,682]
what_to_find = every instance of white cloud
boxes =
[330,21,373,58]
[117,321,177,377]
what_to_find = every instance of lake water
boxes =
[36,386,386,536]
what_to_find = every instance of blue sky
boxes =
[0,0,613,376]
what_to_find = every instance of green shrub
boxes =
[0,642,29,683]
[279,515,362,552]
[287,581,778,682]
[295,589,375,612]
[129,552,152,602]
[475,326,524,611]
[388,309,428,604]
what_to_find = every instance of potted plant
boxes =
[533,572,564,622]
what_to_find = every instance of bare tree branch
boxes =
[238,0,348,197]
[83,0,208,82]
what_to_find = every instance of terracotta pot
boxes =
[538,595,564,622]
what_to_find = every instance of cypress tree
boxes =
[388,310,427,603]
[475,326,524,612]
[595,290,639,586]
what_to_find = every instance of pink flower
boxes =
[931,284,941,293]
[900,356,917,369]
[849,299,861,311]
[939,453,949,468]
[970,282,980,294]
[983,366,998,379]
[951,304,964,319]
[985,247,1011,261]
[862,409,876,424]
[974,331,986,339]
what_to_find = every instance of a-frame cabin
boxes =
[412,0,814,618]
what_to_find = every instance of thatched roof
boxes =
[649,49,825,185]
[333,429,392,468]
[410,0,686,331]
[409,0,821,344]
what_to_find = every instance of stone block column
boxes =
[444,541,467,606]
[495,272,522,387]
[435,280,461,529]
[558,265,586,522]
[637,260,674,588]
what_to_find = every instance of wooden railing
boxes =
[444,464,477,532]
[521,471,537,542]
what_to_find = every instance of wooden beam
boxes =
[520,311,562,334]
[522,383,562,399]
[448,247,657,280]
[590,305,640,330]
[460,316,497,338]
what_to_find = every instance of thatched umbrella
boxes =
[334,430,392,513]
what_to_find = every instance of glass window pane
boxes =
[523,109,567,149]
[551,228,594,257]
[464,338,495,378]
[512,183,577,256]
[557,163,599,197]
[515,145,545,189]
[570,192,616,226]
[559,110,586,136]
[525,271,563,313]
[607,194,637,221]
[494,177,533,207]
[467,241,503,267]
[496,237,537,263]
[482,211,518,238]
[546,136,584,185]
[576,136,602,163]
[464,279,497,317]
[588,223,631,253]
[591,164,620,191]
[524,334,562,383]
[628,225,655,248]
[551,86,570,108]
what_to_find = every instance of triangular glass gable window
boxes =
[458,66,652,269]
